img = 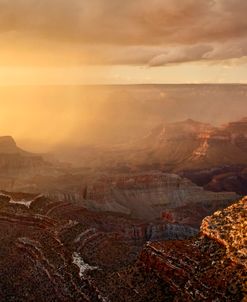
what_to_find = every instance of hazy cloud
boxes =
[0,0,246,65]
[148,45,213,66]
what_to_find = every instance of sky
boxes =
[0,0,247,84]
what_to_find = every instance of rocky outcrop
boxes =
[0,136,26,154]
[135,197,247,301]
[0,136,52,178]
[201,196,247,268]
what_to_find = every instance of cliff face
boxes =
[136,117,247,170]
[180,164,247,195]
[0,153,50,176]
[205,167,247,194]
[201,196,247,268]
[81,173,238,225]
[6,170,238,227]
[0,136,25,154]
[0,136,51,178]
[43,117,247,176]
[135,197,247,301]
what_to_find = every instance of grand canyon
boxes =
[0,85,246,301]
[1,0,247,301]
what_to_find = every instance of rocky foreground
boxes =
[119,198,247,301]
[0,190,246,301]
[0,190,198,302]
[102,197,246,301]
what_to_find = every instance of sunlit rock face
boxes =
[55,118,247,186]
[201,196,247,268]
[134,117,247,171]
[134,197,247,302]
[36,116,247,175]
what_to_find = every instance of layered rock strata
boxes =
[136,197,247,301]
[82,173,238,224]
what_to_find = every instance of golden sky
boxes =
[0,0,247,84]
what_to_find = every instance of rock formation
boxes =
[135,197,247,301]
[0,136,51,178]
[16,171,237,227]
[180,165,247,195]
[47,117,247,198]
[0,189,200,301]
[0,136,27,154]
[0,188,245,301]
[92,197,246,301]
[133,117,247,171]
[82,172,238,225]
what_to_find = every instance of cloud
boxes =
[0,0,246,65]
[148,45,213,66]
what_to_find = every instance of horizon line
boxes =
[0,83,246,87]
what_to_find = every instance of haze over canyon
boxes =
[0,84,246,301]
[0,0,247,301]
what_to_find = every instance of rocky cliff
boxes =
[3,169,238,227]
[180,164,247,195]
[0,136,27,154]
[135,117,247,171]
[88,197,246,302]
[136,197,247,301]
[0,136,51,178]
[82,172,238,225]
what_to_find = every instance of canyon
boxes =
[0,115,246,301]
[0,190,199,301]
[0,191,245,301]
[3,171,238,228]
[89,197,247,302]
[0,136,238,227]
[1,116,247,197]
[80,172,238,225]
[54,117,247,173]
